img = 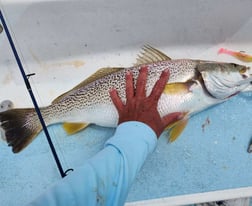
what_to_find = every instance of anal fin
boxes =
[167,118,188,142]
[63,122,89,135]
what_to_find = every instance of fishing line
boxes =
[0,9,73,178]
[0,3,72,171]
[27,74,71,171]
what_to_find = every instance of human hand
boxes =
[109,66,183,138]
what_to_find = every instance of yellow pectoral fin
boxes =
[63,122,89,135]
[163,82,192,95]
[168,119,188,142]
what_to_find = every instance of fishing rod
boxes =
[0,10,73,178]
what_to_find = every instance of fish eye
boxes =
[239,67,247,74]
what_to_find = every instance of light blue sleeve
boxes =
[27,121,157,206]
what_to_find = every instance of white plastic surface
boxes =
[1,1,252,205]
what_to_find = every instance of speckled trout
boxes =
[1,46,252,153]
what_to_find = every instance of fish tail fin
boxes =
[0,108,42,153]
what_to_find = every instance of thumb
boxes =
[162,112,185,127]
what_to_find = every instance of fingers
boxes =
[126,71,134,100]
[162,112,184,126]
[136,66,148,96]
[109,89,124,112]
[149,69,170,101]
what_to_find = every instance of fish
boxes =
[1,45,252,153]
[218,48,252,62]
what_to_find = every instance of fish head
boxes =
[197,62,252,99]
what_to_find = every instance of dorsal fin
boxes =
[74,67,124,90]
[52,67,123,104]
[135,45,171,66]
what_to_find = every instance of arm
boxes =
[28,121,156,206]
[27,66,182,206]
